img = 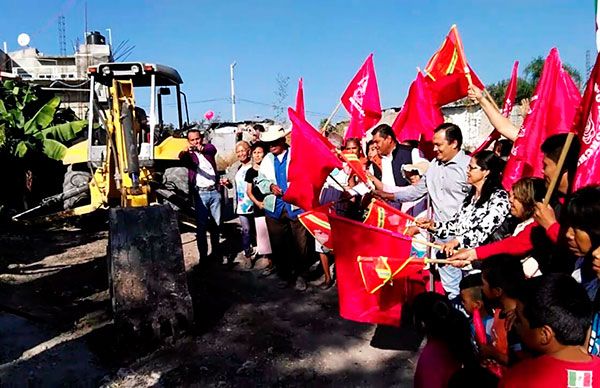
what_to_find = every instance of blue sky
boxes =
[1,0,595,125]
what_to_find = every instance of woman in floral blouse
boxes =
[418,150,510,255]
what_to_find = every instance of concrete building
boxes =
[333,102,525,152]
[4,32,112,118]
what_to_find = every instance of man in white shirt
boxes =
[179,129,221,262]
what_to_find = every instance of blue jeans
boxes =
[194,189,221,259]
[239,214,254,256]
[439,265,463,300]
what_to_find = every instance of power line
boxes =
[237,97,346,119]
[164,96,347,120]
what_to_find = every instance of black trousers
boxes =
[266,210,315,280]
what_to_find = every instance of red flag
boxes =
[329,214,416,326]
[392,71,444,155]
[473,61,519,154]
[472,308,487,345]
[341,54,382,139]
[340,151,369,183]
[363,199,415,235]
[502,48,581,189]
[573,52,600,190]
[296,78,305,119]
[424,25,485,106]
[283,108,343,211]
[298,205,333,250]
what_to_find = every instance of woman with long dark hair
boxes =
[418,150,510,255]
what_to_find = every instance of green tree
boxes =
[0,79,86,160]
[485,56,583,107]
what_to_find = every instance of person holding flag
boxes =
[255,125,315,291]
[376,123,470,302]
[416,150,510,256]
[370,123,425,210]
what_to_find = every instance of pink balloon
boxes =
[204,110,214,121]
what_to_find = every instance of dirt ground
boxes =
[0,215,418,387]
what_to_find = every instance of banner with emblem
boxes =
[341,53,382,140]
[573,51,600,190]
[363,198,415,235]
[502,48,581,190]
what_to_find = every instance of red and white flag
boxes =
[573,51,600,190]
[341,54,382,139]
[502,48,581,189]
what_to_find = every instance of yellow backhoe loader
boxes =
[14,62,195,339]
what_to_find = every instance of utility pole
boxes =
[230,61,237,122]
[105,28,112,48]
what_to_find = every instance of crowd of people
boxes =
[179,82,600,387]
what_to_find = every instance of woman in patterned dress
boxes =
[417,150,510,255]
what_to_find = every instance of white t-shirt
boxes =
[235,163,253,215]
[381,153,395,187]
[195,152,216,188]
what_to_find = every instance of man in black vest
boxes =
[371,124,416,208]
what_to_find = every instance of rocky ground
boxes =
[0,215,418,387]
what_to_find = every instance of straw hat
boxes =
[402,161,430,177]
[259,124,291,143]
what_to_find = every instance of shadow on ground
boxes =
[0,217,417,387]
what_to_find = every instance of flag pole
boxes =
[320,101,342,134]
[542,132,575,205]
[410,238,459,256]
[357,256,467,266]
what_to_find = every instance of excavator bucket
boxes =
[108,204,193,339]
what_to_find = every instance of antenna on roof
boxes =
[58,15,66,56]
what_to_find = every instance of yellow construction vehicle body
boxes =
[62,136,189,165]
[60,62,192,217]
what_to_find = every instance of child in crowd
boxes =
[460,273,494,343]
[413,292,476,388]
[460,273,507,377]
[481,255,527,366]
[500,274,600,387]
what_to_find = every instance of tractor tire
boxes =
[62,166,92,210]
[108,205,193,340]
[160,167,190,212]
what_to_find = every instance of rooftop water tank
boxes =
[86,31,106,45]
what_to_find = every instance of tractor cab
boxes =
[63,62,190,167]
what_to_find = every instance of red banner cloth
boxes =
[573,52,600,190]
[295,78,305,119]
[423,25,485,106]
[357,256,424,294]
[340,151,369,184]
[392,71,444,157]
[341,53,382,139]
[363,199,415,235]
[473,61,519,154]
[283,108,343,211]
[502,48,581,190]
[329,214,415,326]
